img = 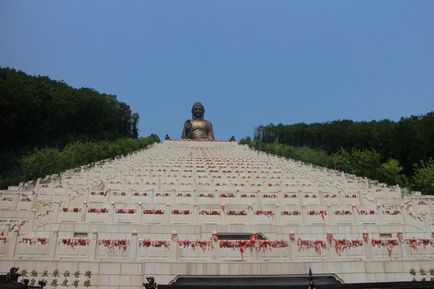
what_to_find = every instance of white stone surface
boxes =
[1,140,434,288]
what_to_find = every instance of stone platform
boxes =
[0,140,433,288]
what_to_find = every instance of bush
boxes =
[413,160,434,194]
[14,136,159,186]
[240,138,412,192]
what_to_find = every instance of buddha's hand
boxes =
[184,120,192,130]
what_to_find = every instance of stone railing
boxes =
[1,232,433,263]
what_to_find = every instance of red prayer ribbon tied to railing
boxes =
[362,232,369,242]
[307,210,327,220]
[283,193,297,198]
[143,209,164,214]
[297,239,326,255]
[219,240,254,258]
[91,191,108,196]
[220,192,235,198]
[333,239,363,255]
[139,239,169,248]
[21,237,48,245]
[326,233,334,245]
[176,193,192,197]
[254,210,274,217]
[281,210,301,216]
[335,210,352,215]
[177,240,211,252]
[371,239,399,247]
[134,192,148,196]
[98,239,129,251]
[226,210,247,216]
[199,209,221,216]
[88,208,108,213]
[62,208,81,213]
[61,238,89,248]
[37,237,48,245]
[355,208,376,215]
[371,239,399,256]
[156,192,170,197]
[262,194,277,198]
[199,193,214,198]
[258,240,288,252]
[240,194,257,198]
[112,192,126,196]
[383,209,401,215]
[407,237,433,249]
[115,208,136,214]
[171,209,191,215]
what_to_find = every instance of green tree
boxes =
[413,160,434,194]
[329,149,352,172]
[348,149,382,179]
[377,159,404,185]
[17,136,159,185]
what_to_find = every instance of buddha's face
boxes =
[192,104,204,119]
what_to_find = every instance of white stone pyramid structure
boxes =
[0,140,433,288]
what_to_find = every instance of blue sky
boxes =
[1,0,434,140]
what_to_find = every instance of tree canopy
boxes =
[0,67,151,189]
[0,67,140,153]
[245,113,434,194]
[255,114,434,175]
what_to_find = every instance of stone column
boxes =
[364,237,372,260]
[288,237,297,260]
[53,201,61,223]
[130,230,138,261]
[193,204,198,226]
[110,202,116,223]
[376,204,382,225]
[328,205,335,225]
[209,232,220,262]
[397,232,407,259]
[301,205,307,225]
[326,233,336,260]
[169,232,179,261]
[274,204,280,225]
[48,230,58,259]
[250,239,259,261]
[165,203,171,225]
[7,230,18,259]
[89,229,98,260]
[422,212,431,234]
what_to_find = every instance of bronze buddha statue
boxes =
[181,102,215,140]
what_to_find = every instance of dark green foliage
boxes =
[240,139,413,191]
[252,112,434,194]
[0,67,139,152]
[1,136,159,188]
[377,159,406,186]
[0,67,154,189]
[413,160,434,194]
[255,113,434,175]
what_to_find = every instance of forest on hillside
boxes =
[0,67,158,189]
[245,113,434,194]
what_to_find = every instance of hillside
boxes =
[245,113,434,194]
[0,68,158,188]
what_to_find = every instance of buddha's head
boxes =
[191,102,205,120]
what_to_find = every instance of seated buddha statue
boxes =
[181,102,215,140]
